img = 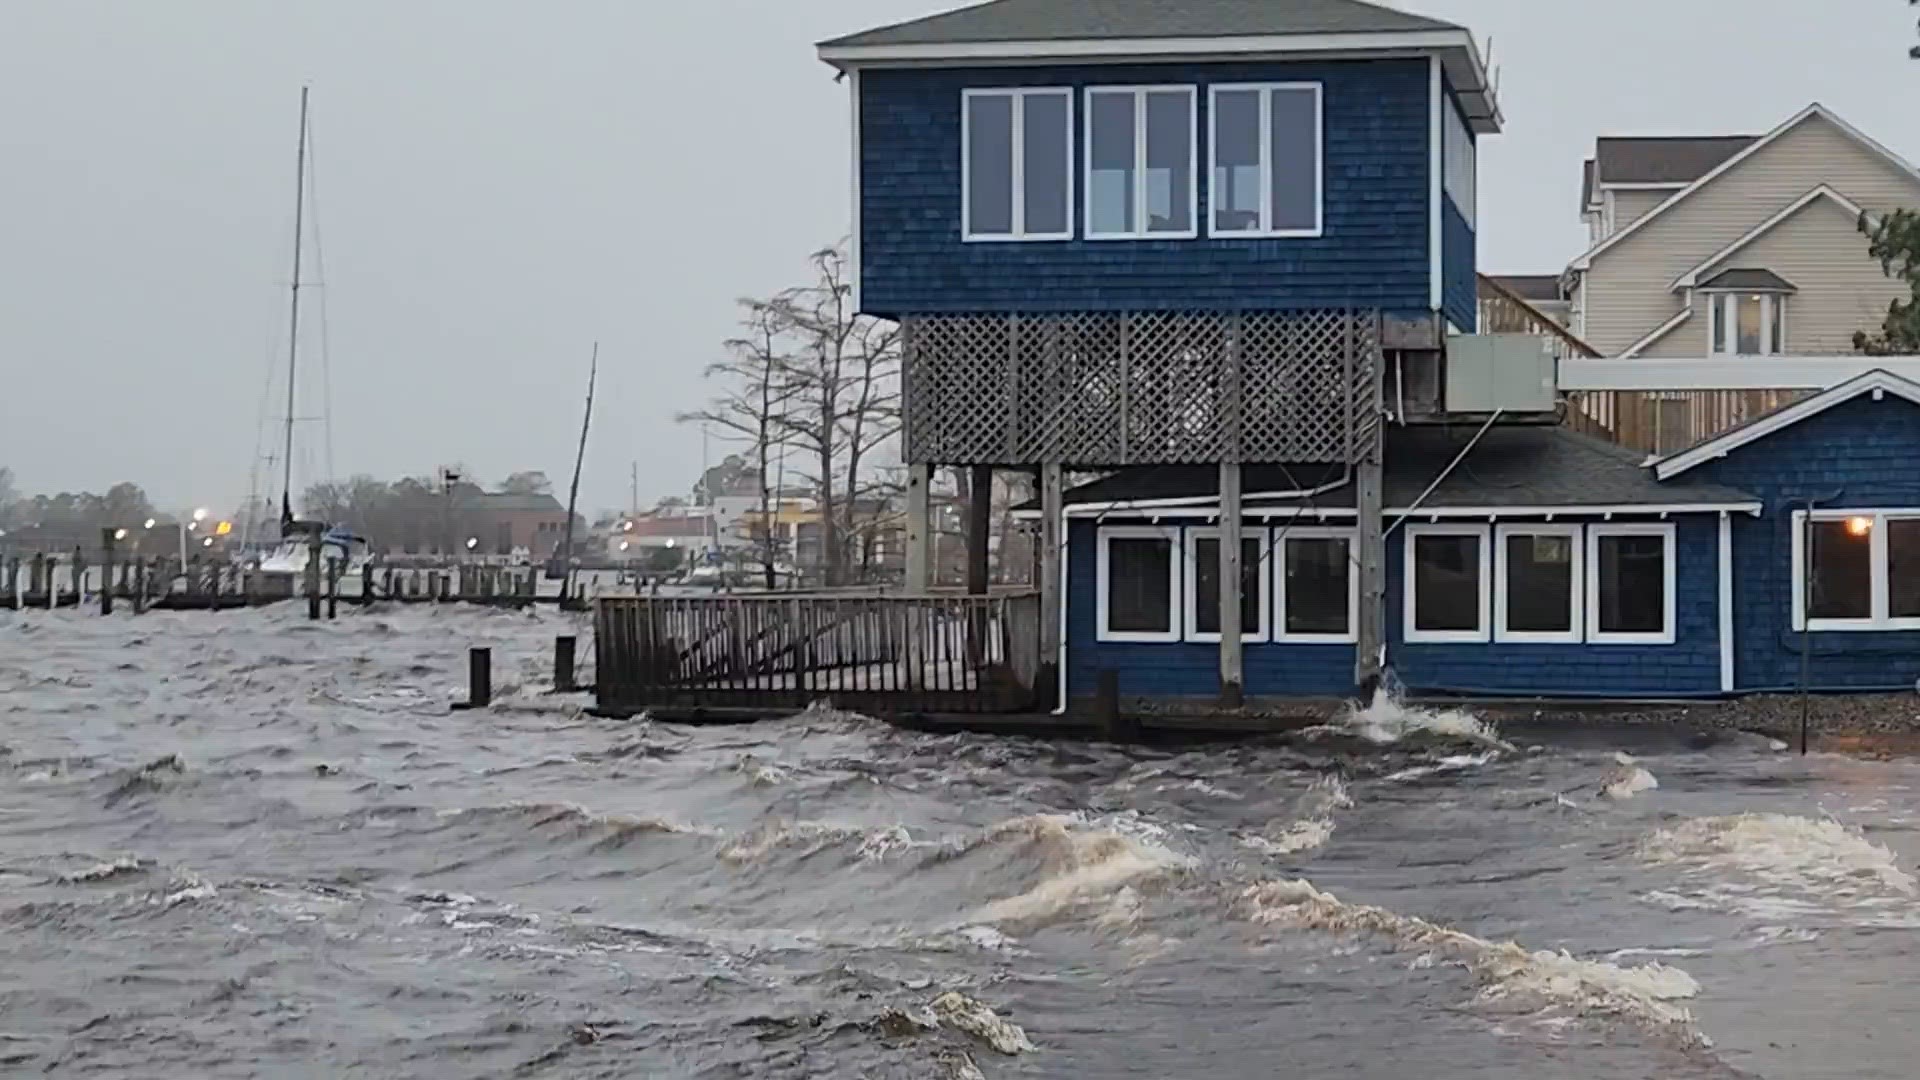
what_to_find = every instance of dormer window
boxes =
[1208,83,1323,238]
[962,88,1073,242]
[1702,269,1794,356]
[1085,86,1197,239]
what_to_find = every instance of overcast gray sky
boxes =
[3,0,1915,517]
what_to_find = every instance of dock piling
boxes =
[99,528,116,615]
[455,647,492,710]
[554,635,577,692]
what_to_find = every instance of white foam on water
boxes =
[1384,752,1499,783]
[972,814,1192,925]
[717,820,920,864]
[931,991,1036,1055]
[1641,813,1917,900]
[1241,878,1703,1040]
[1304,688,1514,752]
[936,1048,987,1080]
[57,855,149,883]
[1601,754,1660,801]
[1240,776,1352,858]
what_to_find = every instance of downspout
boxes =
[1052,499,1069,715]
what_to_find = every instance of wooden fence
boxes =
[594,592,1044,715]
[1563,388,1810,455]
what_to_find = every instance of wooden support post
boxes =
[364,560,375,603]
[1218,461,1244,709]
[1355,458,1385,694]
[554,635,577,692]
[326,558,340,619]
[132,558,146,615]
[1037,462,1063,711]
[456,647,492,710]
[45,556,57,610]
[209,563,223,604]
[1095,669,1137,742]
[966,465,992,595]
[306,530,323,621]
[904,462,932,592]
[71,548,87,608]
[29,553,45,605]
[99,528,115,615]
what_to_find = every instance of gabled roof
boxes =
[1670,185,1871,289]
[817,0,1501,131]
[1697,268,1796,292]
[1595,135,1757,185]
[1018,426,1757,514]
[1654,369,1920,480]
[1569,104,1920,274]
[820,0,1461,49]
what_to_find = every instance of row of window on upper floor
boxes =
[962,83,1325,242]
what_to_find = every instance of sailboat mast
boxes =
[280,86,310,532]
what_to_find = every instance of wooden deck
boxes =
[593,591,1045,716]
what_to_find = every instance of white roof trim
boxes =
[1568,103,1920,272]
[1599,181,1689,191]
[1653,368,1920,479]
[818,30,1502,132]
[1670,185,1870,290]
[1012,500,1759,520]
[1617,302,1693,359]
[1561,355,1920,392]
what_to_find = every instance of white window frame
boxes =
[1181,525,1270,643]
[961,87,1074,243]
[1403,524,1491,644]
[1586,523,1677,645]
[1493,524,1584,644]
[1274,526,1358,644]
[1096,525,1181,643]
[1790,509,1920,631]
[1705,291,1787,356]
[1083,85,1198,241]
[1206,82,1324,239]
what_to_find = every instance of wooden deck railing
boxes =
[1562,388,1811,455]
[594,592,1044,715]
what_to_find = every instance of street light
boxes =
[113,528,128,541]
[143,518,156,530]
[465,537,479,551]
[192,507,209,523]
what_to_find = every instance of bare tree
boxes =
[679,297,798,589]
[772,244,901,585]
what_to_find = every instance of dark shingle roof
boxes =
[1019,426,1756,511]
[1698,268,1796,292]
[821,0,1462,49]
[1486,275,1563,304]
[1593,135,1758,186]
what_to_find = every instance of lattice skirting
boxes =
[903,310,1381,467]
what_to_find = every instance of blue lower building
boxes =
[1029,369,1920,703]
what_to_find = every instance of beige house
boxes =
[1563,104,1920,362]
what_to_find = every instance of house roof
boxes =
[1697,268,1797,293]
[1670,184,1870,290]
[1486,274,1563,303]
[1570,104,1920,274]
[1595,135,1757,185]
[1018,425,1758,515]
[481,493,565,513]
[820,0,1461,49]
[817,0,1501,131]
[1655,369,1920,480]
[1580,159,1595,212]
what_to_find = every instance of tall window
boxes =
[1183,528,1266,641]
[963,88,1072,241]
[1085,86,1196,239]
[1209,83,1323,237]
[1587,524,1675,644]
[1708,292,1786,356]
[1495,525,1581,643]
[1097,527,1180,642]
[1404,525,1489,643]
[1794,511,1920,631]
[1442,96,1476,227]
[1277,529,1355,643]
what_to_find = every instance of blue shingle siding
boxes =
[1441,195,1476,332]
[1385,517,1723,697]
[1064,519,1355,700]
[1690,394,1920,690]
[1063,514,1723,702]
[859,59,1432,317]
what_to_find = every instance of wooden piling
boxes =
[1218,461,1245,709]
[305,529,323,621]
[100,528,116,615]
[326,558,340,619]
[554,635,577,692]
[454,647,492,710]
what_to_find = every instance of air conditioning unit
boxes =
[1444,334,1557,414]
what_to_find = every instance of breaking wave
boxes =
[1602,753,1660,801]
[1641,813,1917,900]
[1241,878,1703,1040]
[970,814,1192,925]
[1303,687,1514,752]
[1240,776,1352,857]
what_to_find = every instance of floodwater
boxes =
[5,606,1920,1077]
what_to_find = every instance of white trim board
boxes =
[1654,368,1920,479]
[1669,185,1872,290]
[1618,303,1694,359]
[1562,356,1920,393]
[1717,512,1734,692]
[817,29,1502,132]
[1013,500,1761,522]
[848,69,861,311]
[1428,55,1442,312]
[1568,103,1920,273]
